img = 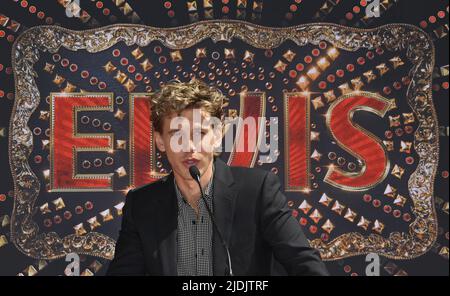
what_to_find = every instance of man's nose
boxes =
[186,134,202,153]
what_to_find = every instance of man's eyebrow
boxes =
[168,128,180,134]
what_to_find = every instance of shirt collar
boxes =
[174,163,215,204]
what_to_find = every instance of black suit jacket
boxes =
[107,158,328,276]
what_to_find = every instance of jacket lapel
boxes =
[212,158,238,276]
[155,173,178,276]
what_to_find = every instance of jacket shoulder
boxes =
[127,174,172,202]
[229,165,270,183]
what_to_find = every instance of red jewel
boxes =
[135,73,143,81]
[376,48,384,55]
[372,199,381,207]
[85,201,94,210]
[344,265,352,273]
[90,77,98,85]
[346,12,354,20]
[61,59,69,67]
[159,56,167,64]
[289,70,297,78]
[366,51,375,59]
[441,171,449,178]
[383,86,392,95]
[37,11,44,19]
[385,130,393,139]
[167,10,175,18]
[222,6,229,14]
[81,70,89,78]
[296,63,304,71]
[312,49,320,56]
[402,76,411,85]
[403,213,411,222]
[0,194,6,202]
[404,126,414,134]
[164,1,172,9]
[96,1,104,9]
[393,82,402,90]
[290,4,298,12]
[53,215,62,224]
[98,82,106,89]
[300,217,307,226]
[75,206,84,214]
[64,211,72,220]
[120,58,128,66]
[34,155,42,164]
[336,69,344,77]
[318,81,327,89]
[353,6,361,14]
[319,41,327,49]
[383,205,392,213]
[321,233,329,241]
[346,64,355,72]
[304,56,312,63]
[393,210,401,218]
[309,225,317,234]
[70,64,78,72]
[112,49,121,57]
[395,128,404,137]
[405,157,415,165]
[154,46,163,54]
[327,74,335,83]
[103,8,110,15]
[44,219,52,227]
[357,57,365,65]
[128,65,136,73]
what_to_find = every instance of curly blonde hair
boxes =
[150,79,228,133]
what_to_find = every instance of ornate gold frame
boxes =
[10,21,437,261]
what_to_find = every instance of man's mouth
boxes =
[182,158,200,168]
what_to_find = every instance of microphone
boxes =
[189,165,234,276]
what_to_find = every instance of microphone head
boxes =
[189,165,201,181]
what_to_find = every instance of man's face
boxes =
[154,108,222,181]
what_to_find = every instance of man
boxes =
[107,79,328,276]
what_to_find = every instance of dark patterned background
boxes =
[0,0,448,276]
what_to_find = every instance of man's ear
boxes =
[154,131,166,152]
